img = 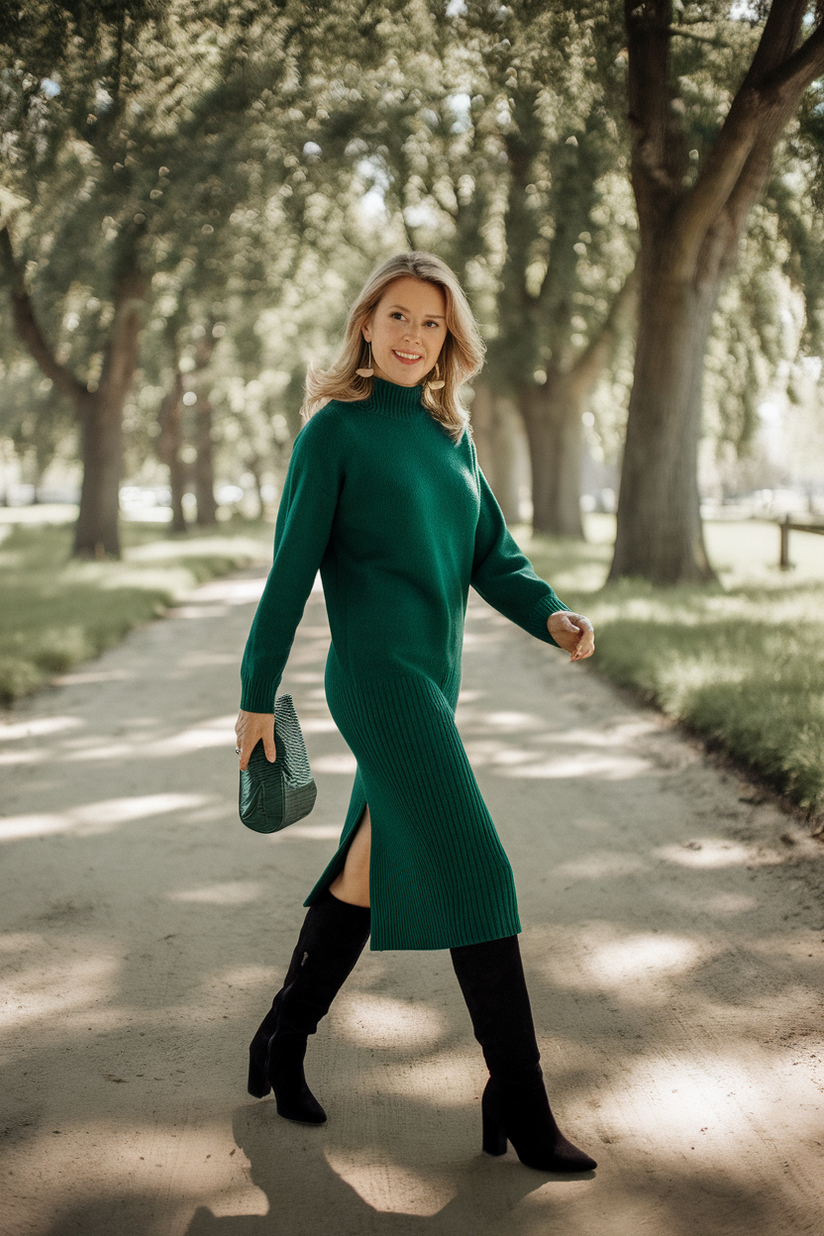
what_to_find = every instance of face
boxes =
[362,276,448,387]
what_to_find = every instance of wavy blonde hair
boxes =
[302,252,485,442]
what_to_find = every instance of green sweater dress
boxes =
[240,377,569,951]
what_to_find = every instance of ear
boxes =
[361,320,372,343]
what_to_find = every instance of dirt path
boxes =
[2,569,823,1236]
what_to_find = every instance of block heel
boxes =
[248,1039,273,1098]
[482,1089,508,1156]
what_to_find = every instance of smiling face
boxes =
[362,276,449,387]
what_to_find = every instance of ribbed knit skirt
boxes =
[304,648,522,951]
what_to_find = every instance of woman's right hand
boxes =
[235,710,277,770]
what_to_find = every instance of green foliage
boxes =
[0,518,271,704]
[525,517,824,816]
[2,0,824,531]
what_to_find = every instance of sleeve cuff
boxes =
[527,591,569,647]
[239,677,281,713]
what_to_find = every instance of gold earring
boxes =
[427,362,445,391]
[355,343,374,378]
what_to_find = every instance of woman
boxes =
[235,252,597,1173]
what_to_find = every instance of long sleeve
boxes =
[239,411,345,712]
[471,465,568,647]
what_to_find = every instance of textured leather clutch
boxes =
[239,693,317,833]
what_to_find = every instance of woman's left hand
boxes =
[548,610,595,661]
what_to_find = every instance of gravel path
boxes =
[2,568,823,1236]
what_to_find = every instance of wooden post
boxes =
[779,514,791,570]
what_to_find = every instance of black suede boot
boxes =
[450,935,597,1173]
[248,889,371,1123]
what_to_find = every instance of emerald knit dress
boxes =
[240,378,569,951]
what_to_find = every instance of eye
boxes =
[390,312,405,320]
[425,320,440,328]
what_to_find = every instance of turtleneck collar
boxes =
[366,377,427,419]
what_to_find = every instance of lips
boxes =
[392,349,423,365]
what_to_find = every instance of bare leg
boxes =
[329,807,371,907]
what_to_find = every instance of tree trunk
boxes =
[0,223,145,560]
[193,395,218,527]
[72,271,144,558]
[471,380,521,524]
[245,456,265,520]
[609,264,718,582]
[157,366,188,535]
[518,375,585,538]
[73,389,125,557]
[611,0,824,583]
[509,269,638,539]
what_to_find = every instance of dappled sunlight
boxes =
[168,881,265,906]
[178,651,239,667]
[664,890,759,916]
[583,932,704,988]
[499,750,653,779]
[300,716,339,733]
[147,715,236,756]
[127,541,269,570]
[0,951,119,1028]
[569,812,620,833]
[0,748,44,765]
[656,838,784,869]
[0,792,211,841]
[605,1048,824,1166]
[334,993,448,1051]
[547,719,660,748]
[483,710,546,731]
[323,1146,455,1216]
[461,628,506,649]
[463,738,536,766]
[172,601,236,620]
[11,713,241,763]
[312,751,358,774]
[280,822,342,840]
[534,923,706,999]
[367,1051,480,1106]
[1,1119,256,1227]
[0,714,82,741]
[457,699,661,781]
[552,851,651,882]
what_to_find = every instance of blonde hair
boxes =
[302,252,485,442]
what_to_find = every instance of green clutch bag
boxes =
[239,693,317,833]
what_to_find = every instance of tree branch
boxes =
[666,26,732,50]
[672,8,824,276]
[0,225,88,403]
[758,16,824,104]
[568,265,639,400]
[744,0,810,83]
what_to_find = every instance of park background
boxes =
[2,0,824,825]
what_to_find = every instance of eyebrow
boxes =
[387,304,446,319]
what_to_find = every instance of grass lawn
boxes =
[0,515,272,705]
[524,515,824,822]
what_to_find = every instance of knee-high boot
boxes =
[248,889,371,1123]
[450,935,597,1172]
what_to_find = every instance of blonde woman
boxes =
[235,252,597,1173]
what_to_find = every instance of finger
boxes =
[571,631,595,660]
[264,736,277,763]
